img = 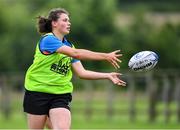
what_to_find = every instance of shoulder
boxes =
[40,33,63,47]
[41,33,59,43]
[39,33,64,54]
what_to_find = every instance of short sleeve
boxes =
[72,59,80,63]
[40,35,64,54]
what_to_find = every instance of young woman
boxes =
[23,8,126,130]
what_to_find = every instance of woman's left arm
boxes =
[72,61,126,86]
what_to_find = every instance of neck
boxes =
[52,30,64,41]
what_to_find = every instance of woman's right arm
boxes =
[56,46,122,69]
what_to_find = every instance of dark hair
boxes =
[37,8,69,34]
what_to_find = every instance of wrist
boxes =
[102,53,109,60]
[106,73,111,80]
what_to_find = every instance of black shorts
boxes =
[23,89,72,115]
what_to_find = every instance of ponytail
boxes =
[37,16,52,34]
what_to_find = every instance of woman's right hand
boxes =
[106,50,123,69]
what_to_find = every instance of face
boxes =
[52,13,71,35]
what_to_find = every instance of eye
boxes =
[63,18,69,22]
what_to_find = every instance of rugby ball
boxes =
[128,51,158,72]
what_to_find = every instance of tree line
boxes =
[0,0,179,73]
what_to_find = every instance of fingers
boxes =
[117,80,126,86]
[113,50,123,59]
[111,60,120,69]
[114,73,122,76]
[108,50,123,69]
[115,54,123,57]
[113,50,121,54]
[114,78,126,86]
[110,73,126,86]
[114,50,123,57]
[114,57,122,63]
[109,57,121,69]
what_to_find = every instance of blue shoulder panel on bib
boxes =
[40,35,64,54]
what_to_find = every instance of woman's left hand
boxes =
[108,72,126,86]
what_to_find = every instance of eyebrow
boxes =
[63,17,69,20]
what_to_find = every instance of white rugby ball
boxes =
[128,51,158,72]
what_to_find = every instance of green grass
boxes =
[1,112,179,129]
[0,113,27,129]
[0,91,180,129]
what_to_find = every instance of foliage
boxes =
[115,10,180,69]
[0,0,180,72]
[118,0,180,12]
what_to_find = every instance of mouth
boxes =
[67,27,71,31]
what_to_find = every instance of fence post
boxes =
[0,75,11,119]
[146,71,157,122]
[84,80,93,120]
[106,81,114,120]
[162,74,171,123]
[174,75,180,122]
[127,73,136,122]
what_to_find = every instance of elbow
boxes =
[77,72,85,79]
[71,50,81,59]
[72,54,81,59]
[78,75,84,79]
[76,70,87,79]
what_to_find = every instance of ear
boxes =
[51,21,58,27]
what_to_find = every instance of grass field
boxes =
[0,91,180,129]
[1,113,180,129]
